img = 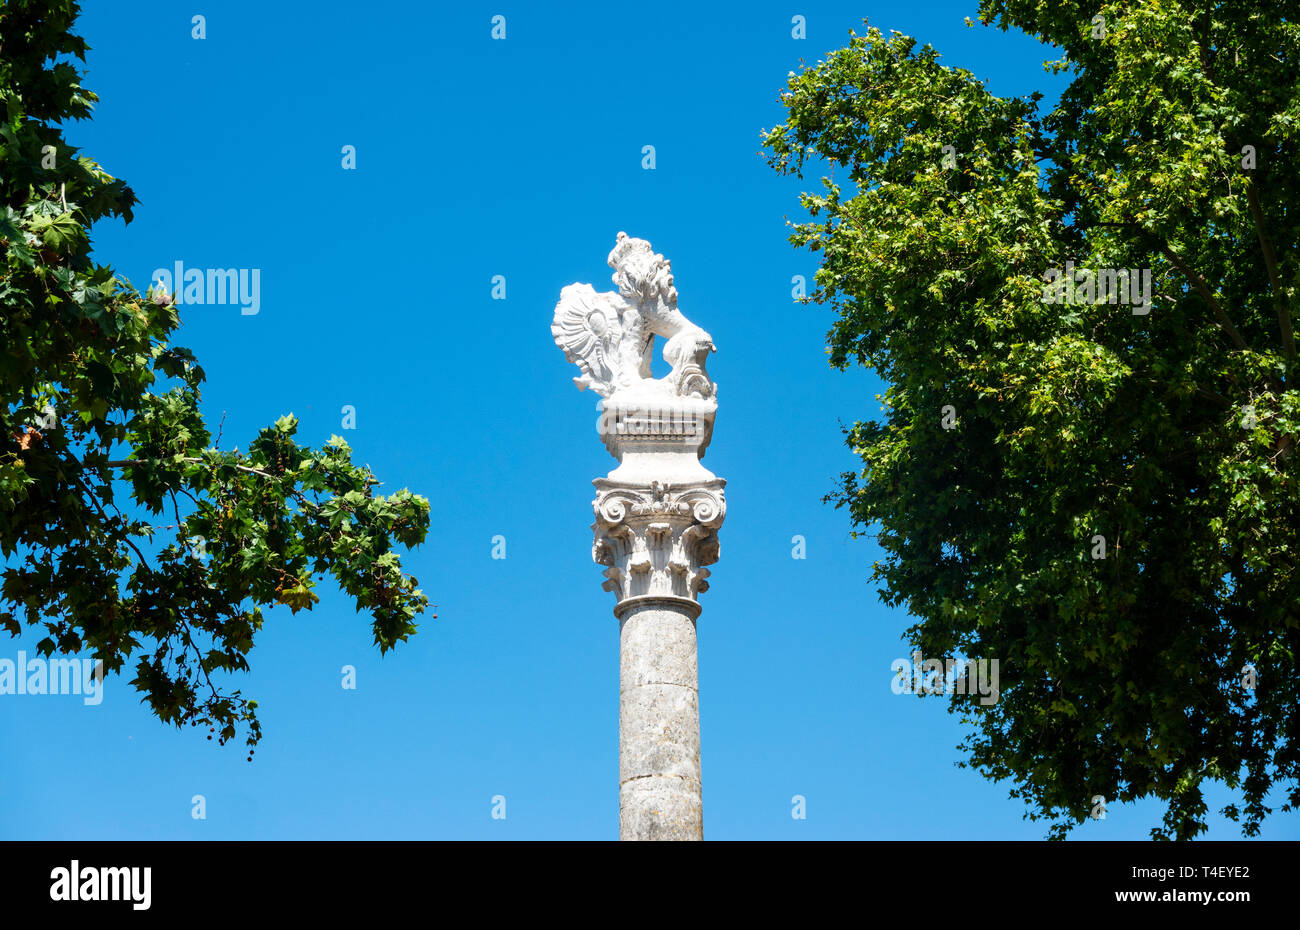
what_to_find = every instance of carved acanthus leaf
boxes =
[591,481,725,604]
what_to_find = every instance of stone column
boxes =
[550,232,725,841]
[592,395,724,841]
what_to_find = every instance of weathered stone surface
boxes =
[620,776,702,842]
[619,606,698,689]
[619,682,700,781]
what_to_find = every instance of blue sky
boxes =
[2,0,1296,840]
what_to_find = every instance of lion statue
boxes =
[551,233,716,401]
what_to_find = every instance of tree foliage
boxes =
[1,0,431,753]
[763,2,1300,838]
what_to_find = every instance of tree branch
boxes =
[1091,221,1249,353]
[1157,245,1249,352]
[1244,178,1296,374]
[104,456,279,481]
[1195,387,1233,410]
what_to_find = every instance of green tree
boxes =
[763,3,1299,838]
[1,0,431,754]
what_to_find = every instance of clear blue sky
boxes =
[2,0,1295,840]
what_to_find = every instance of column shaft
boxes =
[617,599,701,840]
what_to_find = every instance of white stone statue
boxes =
[551,232,717,401]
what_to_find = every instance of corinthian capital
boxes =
[592,479,726,613]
